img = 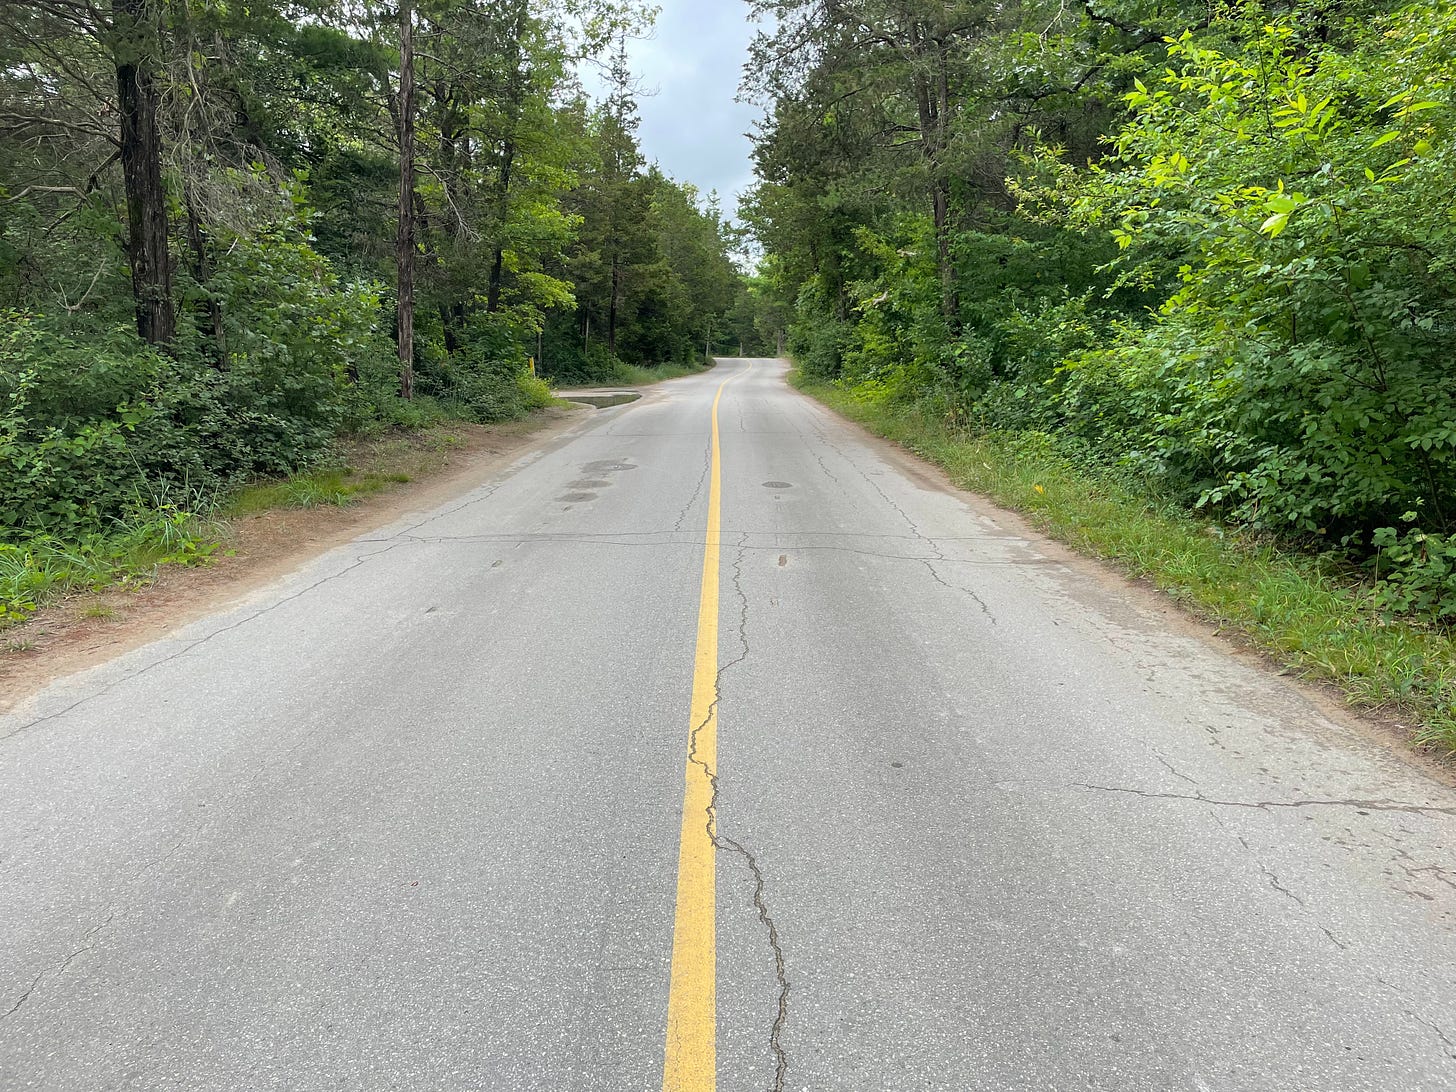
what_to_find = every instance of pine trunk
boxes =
[113,0,173,346]
[396,0,417,400]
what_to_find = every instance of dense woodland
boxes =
[0,0,762,578]
[744,0,1456,621]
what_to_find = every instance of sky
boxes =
[589,1,764,215]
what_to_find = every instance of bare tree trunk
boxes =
[113,0,174,346]
[934,53,957,325]
[911,28,957,326]
[396,0,417,400]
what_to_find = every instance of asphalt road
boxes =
[3,358,1455,1091]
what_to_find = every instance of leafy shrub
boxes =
[1372,526,1456,622]
[0,217,402,539]
[1072,8,1456,543]
[0,317,164,537]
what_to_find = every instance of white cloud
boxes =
[586,0,762,210]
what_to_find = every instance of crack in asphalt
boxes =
[1376,976,1456,1058]
[6,408,626,745]
[351,531,1062,583]
[1154,752,1200,786]
[360,465,527,543]
[1075,782,1456,817]
[826,438,997,624]
[3,910,114,1021]
[807,426,844,488]
[1391,848,1456,894]
[673,439,714,534]
[684,534,791,1091]
[1258,862,1306,907]
[720,831,791,1092]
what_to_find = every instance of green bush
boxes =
[1070,8,1456,544]
[1372,526,1456,622]
[0,218,404,540]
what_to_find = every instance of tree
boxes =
[396,0,417,398]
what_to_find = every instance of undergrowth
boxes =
[608,360,707,385]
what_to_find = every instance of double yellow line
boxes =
[662,363,750,1091]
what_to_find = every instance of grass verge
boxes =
[794,372,1456,756]
[223,425,470,517]
[1,509,219,623]
[569,358,711,387]
[616,360,706,385]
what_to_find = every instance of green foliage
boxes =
[0,248,397,540]
[1077,9,1456,548]
[752,0,1456,648]
[1,0,740,595]
[1372,526,1456,622]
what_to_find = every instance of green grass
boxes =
[224,466,413,516]
[609,359,709,386]
[222,423,481,517]
[795,372,1456,755]
[0,508,219,623]
[0,424,472,621]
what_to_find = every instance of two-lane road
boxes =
[4,359,1454,1090]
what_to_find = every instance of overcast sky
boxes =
[587,1,763,215]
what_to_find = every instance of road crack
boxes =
[1075,782,1456,817]
[684,534,791,1090]
[3,910,114,1021]
[1258,862,1306,908]
[825,437,995,624]
[1154,752,1200,786]
[1376,976,1456,1059]
[1,542,410,744]
[674,439,713,533]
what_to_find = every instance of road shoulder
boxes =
[788,377,1456,787]
[0,407,589,715]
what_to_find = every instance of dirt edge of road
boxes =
[795,384,1456,787]
[0,407,588,716]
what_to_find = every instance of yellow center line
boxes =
[662,361,751,1092]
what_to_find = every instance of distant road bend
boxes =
[3,358,1455,1090]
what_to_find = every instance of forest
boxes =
[744,0,1456,626]
[0,0,764,614]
